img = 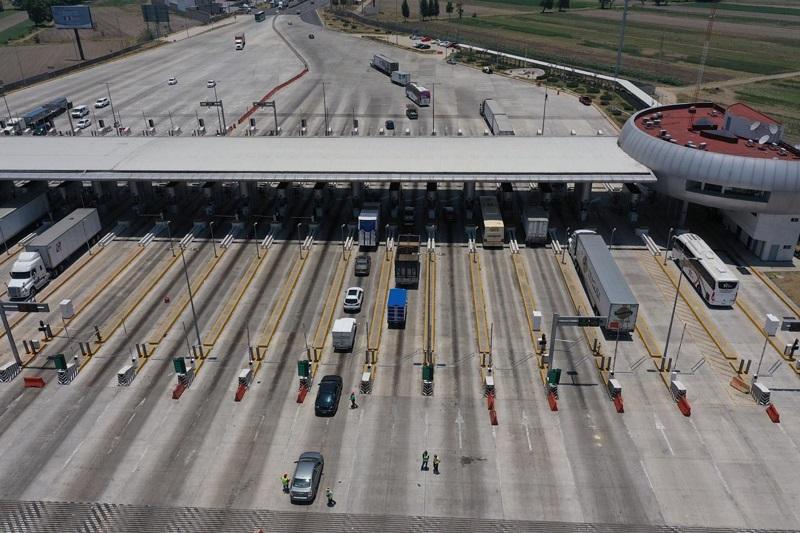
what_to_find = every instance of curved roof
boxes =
[619,106,800,192]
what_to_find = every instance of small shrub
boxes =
[611,109,622,116]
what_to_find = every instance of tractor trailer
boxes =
[7,208,101,300]
[0,193,49,249]
[358,203,380,248]
[479,99,515,136]
[568,230,639,333]
[371,54,399,76]
[520,206,549,245]
[395,235,420,287]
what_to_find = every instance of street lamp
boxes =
[165,219,175,257]
[297,222,303,254]
[179,243,203,357]
[341,223,346,258]
[610,227,617,248]
[664,227,674,265]
[253,222,260,259]
[209,221,217,258]
[663,258,694,361]
[105,82,120,128]
[0,224,8,256]
[0,81,12,120]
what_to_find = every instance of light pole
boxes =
[432,82,435,135]
[210,82,222,134]
[541,83,548,135]
[0,225,8,256]
[105,82,119,128]
[663,259,691,361]
[322,81,329,135]
[664,227,674,265]
[341,223,346,258]
[253,222,260,259]
[209,221,217,258]
[614,0,631,80]
[297,222,303,254]
[0,81,12,120]
[610,227,617,248]
[179,244,203,357]
[165,219,175,257]
[81,219,92,256]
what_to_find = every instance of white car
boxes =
[207,80,216,88]
[76,118,92,129]
[94,97,110,108]
[168,77,178,85]
[70,105,89,119]
[343,287,364,313]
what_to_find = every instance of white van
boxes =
[70,105,89,119]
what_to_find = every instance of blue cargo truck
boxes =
[387,288,408,328]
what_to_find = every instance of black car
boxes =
[406,108,418,120]
[385,120,395,130]
[315,375,343,416]
[354,254,371,276]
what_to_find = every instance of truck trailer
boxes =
[0,193,49,248]
[520,205,549,245]
[371,54,399,76]
[8,208,101,300]
[387,288,408,328]
[568,230,639,333]
[391,71,411,86]
[395,235,420,287]
[235,32,246,50]
[479,99,515,136]
[332,317,357,352]
[358,203,380,248]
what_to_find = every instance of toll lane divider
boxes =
[310,251,352,379]
[194,247,270,378]
[367,246,394,355]
[510,253,546,385]
[467,250,490,358]
[421,250,436,370]
[735,291,800,376]
[251,250,310,379]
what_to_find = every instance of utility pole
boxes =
[614,0,630,79]
[322,81,329,135]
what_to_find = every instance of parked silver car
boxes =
[290,451,324,503]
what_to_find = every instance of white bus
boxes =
[672,233,739,306]
[405,82,431,107]
[479,196,504,248]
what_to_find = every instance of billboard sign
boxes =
[142,4,170,23]
[52,5,94,29]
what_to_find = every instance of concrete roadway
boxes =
[3,3,611,138]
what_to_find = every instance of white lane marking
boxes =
[640,459,655,493]
[131,444,151,473]
[455,409,464,450]
[63,438,85,469]
[522,410,532,452]
[654,414,674,456]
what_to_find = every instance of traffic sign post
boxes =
[546,313,608,368]
[253,101,278,135]
[0,301,51,366]
[200,100,226,134]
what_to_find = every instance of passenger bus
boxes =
[254,10,266,21]
[405,82,431,107]
[479,196,504,248]
[672,233,739,306]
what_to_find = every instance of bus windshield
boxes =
[718,281,738,290]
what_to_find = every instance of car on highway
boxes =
[414,43,431,50]
[290,452,324,503]
[32,123,54,136]
[94,97,110,108]
[168,77,178,85]
[308,33,315,39]
[76,118,92,129]
[343,287,364,313]
[315,375,343,417]
[421,36,431,42]
[354,254,371,276]
[447,57,456,65]
[406,106,418,120]
[207,80,216,88]
[70,105,89,119]
[385,119,395,130]
[482,66,493,74]
[579,95,593,106]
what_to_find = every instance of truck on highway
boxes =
[568,229,639,334]
[391,71,411,86]
[520,205,549,245]
[387,288,408,328]
[358,203,380,248]
[8,208,101,300]
[479,196,504,248]
[332,317,357,352]
[395,235,420,287]
[0,194,50,249]
[235,32,246,50]
[479,99,515,136]
[371,53,399,76]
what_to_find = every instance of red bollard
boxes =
[172,383,187,400]
[296,386,308,403]
[234,383,247,402]
[677,396,691,417]
[164,296,170,304]
[487,393,495,411]
[23,376,46,388]
[613,394,624,413]
[547,391,558,412]
[489,409,498,426]
[766,403,780,423]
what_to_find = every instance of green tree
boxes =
[540,0,554,13]
[445,0,453,18]
[558,0,569,11]
[23,0,53,25]
[419,0,427,20]
[456,1,463,18]
[433,0,440,17]
[401,0,410,20]
[598,0,615,8]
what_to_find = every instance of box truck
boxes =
[358,203,380,248]
[8,208,101,300]
[235,32,246,50]
[520,206,549,245]
[395,235,420,287]
[332,317,357,351]
[371,53,399,75]
[0,193,49,248]
[391,71,411,86]
[479,99,515,136]
[387,288,408,328]
[568,230,639,333]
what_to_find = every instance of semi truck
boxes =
[7,208,101,300]
[479,99,515,136]
[387,288,408,328]
[568,230,639,334]
[332,317,357,351]
[358,203,380,248]
[0,193,50,248]
[520,205,549,245]
[235,32,246,50]
[371,53,399,76]
[391,71,411,86]
[395,235,420,287]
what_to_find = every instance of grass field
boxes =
[0,18,34,44]
[683,1,800,17]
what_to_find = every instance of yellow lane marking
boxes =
[310,251,351,378]
[252,250,309,377]
[468,251,490,357]
[422,251,436,364]
[510,253,545,384]
[367,247,393,354]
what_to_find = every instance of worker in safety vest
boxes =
[421,450,429,470]
[281,473,290,492]
[325,487,336,506]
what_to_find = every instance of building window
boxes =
[703,183,723,194]
[784,245,792,249]
[792,218,799,222]
[685,182,769,203]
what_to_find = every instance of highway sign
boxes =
[52,5,94,29]
[1,302,50,313]
[576,316,605,327]
[200,101,222,107]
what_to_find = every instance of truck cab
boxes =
[7,252,49,300]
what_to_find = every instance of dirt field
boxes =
[766,270,800,312]
[0,5,201,85]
